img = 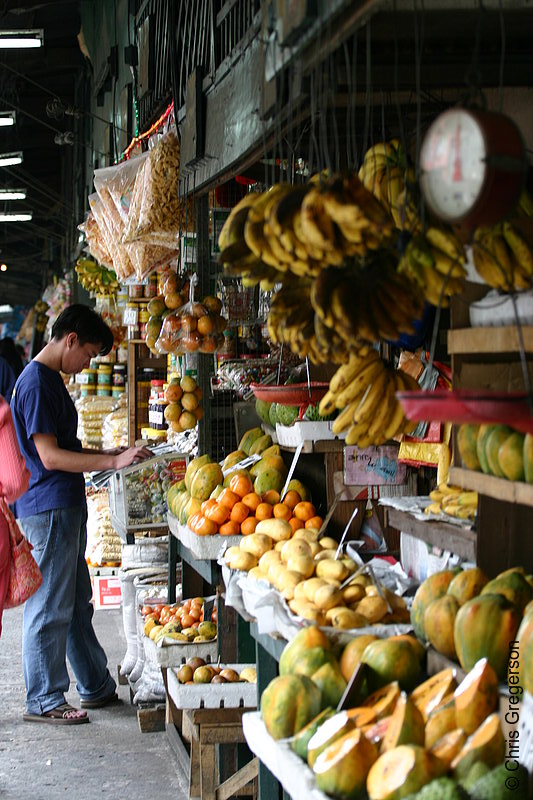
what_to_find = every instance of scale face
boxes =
[420,107,525,227]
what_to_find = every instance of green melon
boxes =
[485,426,513,477]
[498,431,525,482]
[255,399,272,425]
[524,433,533,483]
[456,424,481,471]
[268,403,279,428]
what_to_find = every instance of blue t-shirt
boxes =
[0,356,15,403]
[10,361,85,517]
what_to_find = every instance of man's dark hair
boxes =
[51,304,114,355]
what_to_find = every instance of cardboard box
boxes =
[92,575,122,610]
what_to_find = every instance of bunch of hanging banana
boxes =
[319,348,419,447]
[266,281,326,364]
[310,254,426,345]
[358,140,420,232]
[425,484,478,521]
[75,258,120,296]
[398,226,467,307]
[473,221,533,291]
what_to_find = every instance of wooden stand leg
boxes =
[199,742,217,800]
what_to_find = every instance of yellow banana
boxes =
[335,356,384,409]
[365,378,398,442]
[329,351,372,395]
[351,368,391,425]
[502,222,533,277]
[425,227,465,261]
[332,399,362,434]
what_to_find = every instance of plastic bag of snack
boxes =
[88,193,136,282]
[79,211,114,269]
[122,131,182,248]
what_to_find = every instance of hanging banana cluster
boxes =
[266,280,351,364]
[75,258,120,296]
[473,221,533,291]
[310,254,426,344]
[319,347,419,447]
[358,140,420,232]
[398,226,467,307]
[217,174,396,285]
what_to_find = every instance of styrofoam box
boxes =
[167,663,257,709]
[167,511,242,560]
[242,712,329,800]
[144,635,218,668]
[276,421,345,448]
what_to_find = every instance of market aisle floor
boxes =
[0,604,189,800]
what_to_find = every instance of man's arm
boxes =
[33,434,151,473]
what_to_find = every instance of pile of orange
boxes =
[140,597,216,629]
[187,472,323,536]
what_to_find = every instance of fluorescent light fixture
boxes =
[0,264,7,271]
[0,111,16,127]
[0,212,32,222]
[0,29,44,49]
[0,304,13,312]
[0,188,27,200]
[0,151,23,167]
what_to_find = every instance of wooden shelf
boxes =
[450,466,533,508]
[448,326,533,355]
[386,507,477,562]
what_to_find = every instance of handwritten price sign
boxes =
[344,446,406,486]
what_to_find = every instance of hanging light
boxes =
[0,188,27,200]
[0,212,32,222]
[0,151,23,167]
[0,264,7,271]
[0,29,44,49]
[0,111,16,127]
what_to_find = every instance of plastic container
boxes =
[129,284,144,299]
[113,364,127,386]
[144,274,158,298]
[97,364,113,386]
[112,386,126,399]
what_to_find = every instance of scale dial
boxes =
[420,108,525,227]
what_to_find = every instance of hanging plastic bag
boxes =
[79,211,114,269]
[88,193,136,282]
[155,275,225,355]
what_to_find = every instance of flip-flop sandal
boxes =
[23,703,90,725]
[80,692,119,709]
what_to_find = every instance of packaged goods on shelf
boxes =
[86,488,122,567]
[88,192,136,282]
[102,405,128,449]
[77,395,119,448]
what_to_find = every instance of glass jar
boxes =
[97,364,113,387]
[129,283,144,299]
[113,364,127,386]
[138,303,149,339]
[144,273,158,298]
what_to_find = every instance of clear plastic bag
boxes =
[79,211,114,269]
[88,193,136,282]
[155,277,224,355]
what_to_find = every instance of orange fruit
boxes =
[273,503,292,521]
[242,492,261,512]
[255,502,273,521]
[217,488,240,510]
[262,490,281,505]
[283,490,302,509]
[293,501,316,522]
[229,473,254,498]
[240,517,258,535]
[205,503,230,525]
[230,501,250,524]
[201,498,218,514]
[305,516,323,529]
[195,516,218,536]
[197,315,214,335]
[218,520,241,536]
[289,517,305,533]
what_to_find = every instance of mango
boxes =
[255,518,292,542]
[498,431,525,481]
[457,423,481,470]
[485,425,513,477]
[476,424,499,474]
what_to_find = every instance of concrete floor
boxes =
[0,604,189,800]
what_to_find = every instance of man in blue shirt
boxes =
[11,304,151,725]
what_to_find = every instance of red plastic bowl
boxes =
[250,382,330,405]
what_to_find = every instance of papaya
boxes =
[311,662,347,709]
[290,707,335,760]
[190,463,224,501]
[387,635,426,664]
[286,478,311,502]
[447,566,489,606]
[249,433,273,456]
[454,657,499,735]
[524,433,533,483]
[238,427,264,455]
[476,424,499,474]
[424,697,457,748]
[451,713,505,779]
[307,711,355,767]
[410,669,457,722]
[362,682,401,719]
[410,569,458,641]
[222,450,247,470]
[454,593,521,679]
[223,468,249,487]
[249,454,287,478]
[366,744,445,800]
[184,454,211,491]
[253,468,285,496]
[361,639,421,692]
[261,443,281,458]
[380,693,425,751]
[423,595,459,659]
[485,425,513,477]
[181,496,201,525]
[481,570,533,614]
[457,424,481,471]
[511,604,533,695]
[498,431,525,481]
[292,646,337,680]
[279,625,331,676]
[430,728,467,769]
[339,635,379,682]
[260,674,322,740]
[313,729,379,799]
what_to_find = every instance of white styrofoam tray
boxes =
[167,511,242,560]
[275,420,345,448]
[144,635,218,668]
[166,663,257,709]
[242,712,329,800]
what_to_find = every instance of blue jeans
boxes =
[20,506,116,714]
